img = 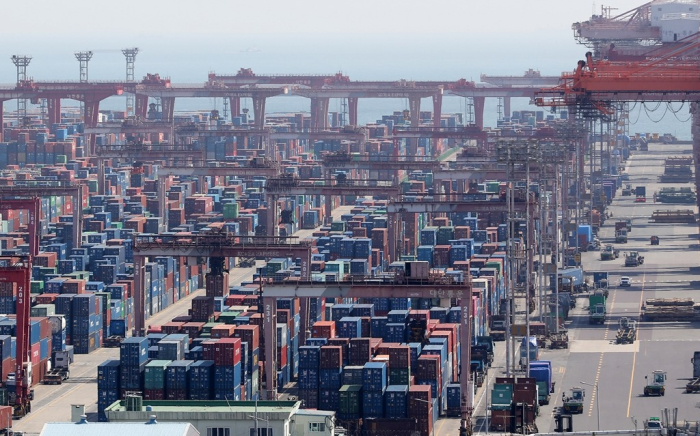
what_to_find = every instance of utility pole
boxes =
[11,55,32,125]
[122,47,139,117]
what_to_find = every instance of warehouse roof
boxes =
[105,400,299,414]
[40,420,200,436]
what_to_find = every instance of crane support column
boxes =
[135,95,149,119]
[263,296,277,400]
[473,96,485,130]
[408,96,421,156]
[47,98,61,127]
[229,97,241,119]
[158,175,167,229]
[161,97,176,123]
[692,102,700,211]
[504,96,511,120]
[348,97,358,126]
[0,100,5,142]
[432,93,443,157]
[133,254,145,336]
[252,96,267,129]
[84,99,101,155]
[72,190,82,248]
[319,97,330,130]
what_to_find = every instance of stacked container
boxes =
[143,360,170,400]
[119,337,147,397]
[298,345,320,408]
[97,360,120,421]
[203,338,242,400]
[71,294,102,354]
[362,361,387,419]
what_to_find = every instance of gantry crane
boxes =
[155,160,281,228]
[0,198,40,418]
[132,233,313,405]
[265,275,474,436]
[263,175,400,230]
[535,34,700,210]
[0,183,85,248]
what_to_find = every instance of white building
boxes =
[104,400,337,436]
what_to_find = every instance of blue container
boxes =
[72,294,96,317]
[0,335,11,360]
[110,320,126,337]
[306,338,327,347]
[298,346,321,369]
[337,317,362,339]
[40,337,50,360]
[446,384,461,409]
[423,343,447,365]
[298,367,319,390]
[385,385,409,419]
[385,323,406,343]
[213,363,242,392]
[97,360,121,390]
[165,360,193,391]
[120,337,148,367]
[417,378,439,398]
[319,389,340,411]
[119,362,145,390]
[362,389,385,419]
[370,317,388,338]
[363,361,387,392]
[387,310,408,323]
[350,304,374,317]
[188,360,214,393]
[52,330,67,352]
[319,368,343,390]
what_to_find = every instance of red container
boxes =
[416,355,441,380]
[30,343,40,365]
[277,344,288,368]
[311,321,336,339]
[0,406,12,431]
[349,338,372,366]
[408,310,431,322]
[408,385,432,414]
[161,322,185,334]
[388,345,411,368]
[319,346,343,369]
[233,325,260,350]
[144,389,165,400]
[203,338,241,366]
[181,322,205,339]
[166,389,187,400]
[2,358,13,380]
[211,325,236,339]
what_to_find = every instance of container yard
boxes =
[4,2,700,436]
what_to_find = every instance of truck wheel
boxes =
[661,389,665,396]
[644,389,649,396]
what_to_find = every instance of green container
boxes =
[331,221,346,232]
[484,261,502,276]
[56,155,67,164]
[202,322,222,334]
[144,360,171,390]
[111,222,123,229]
[389,368,411,385]
[31,280,44,294]
[339,385,363,414]
[31,304,55,317]
[223,203,239,219]
[218,312,238,325]
[95,292,112,311]
[87,180,99,193]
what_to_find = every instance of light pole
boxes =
[580,380,600,431]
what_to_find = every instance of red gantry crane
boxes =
[0,198,39,418]
[535,33,700,210]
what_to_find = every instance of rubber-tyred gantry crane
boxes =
[0,198,39,417]
[132,233,314,398]
[263,175,400,231]
[265,274,474,435]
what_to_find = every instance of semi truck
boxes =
[528,361,553,405]
[588,290,607,324]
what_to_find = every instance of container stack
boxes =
[298,345,320,408]
[204,338,242,400]
[489,376,538,432]
[97,360,120,421]
[362,361,387,419]
[143,360,170,400]
[119,337,148,397]
[71,294,102,354]
[233,324,260,401]
[165,360,192,400]
[319,345,343,411]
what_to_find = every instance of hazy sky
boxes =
[0,0,655,82]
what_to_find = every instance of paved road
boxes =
[536,142,700,432]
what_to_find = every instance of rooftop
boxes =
[105,400,300,414]
[40,421,200,436]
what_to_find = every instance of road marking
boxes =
[627,271,646,417]
[603,290,617,341]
